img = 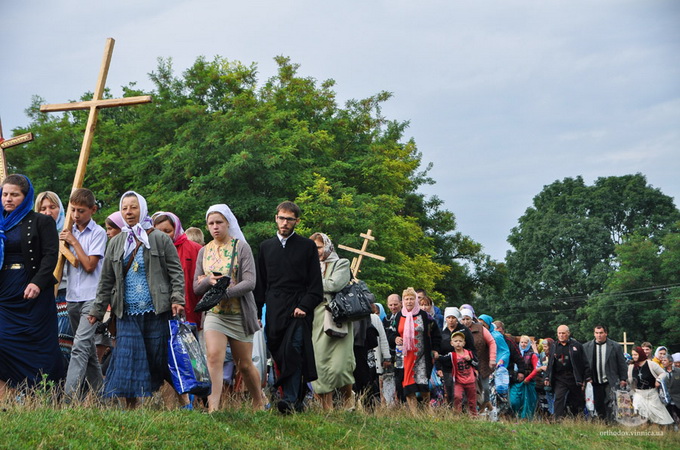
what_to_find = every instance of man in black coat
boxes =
[545,325,591,419]
[255,201,323,414]
[582,325,628,423]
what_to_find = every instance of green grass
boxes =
[0,402,677,449]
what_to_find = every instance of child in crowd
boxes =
[185,226,205,246]
[60,188,107,400]
[439,331,478,415]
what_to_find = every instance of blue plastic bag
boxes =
[495,364,509,395]
[168,319,211,396]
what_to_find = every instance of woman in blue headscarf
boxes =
[0,174,64,397]
[34,190,72,364]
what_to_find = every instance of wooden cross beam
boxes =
[40,37,152,282]
[337,229,386,279]
[0,118,34,182]
[619,332,634,354]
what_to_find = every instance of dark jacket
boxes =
[387,310,442,379]
[545,338,591,386]
[20,211,59,291]
[582,338,628,389]
[503,335,526,382]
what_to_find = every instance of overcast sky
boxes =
[2,1,678,261]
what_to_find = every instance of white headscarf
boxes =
[120,191,154,258]
[206,204,246,243]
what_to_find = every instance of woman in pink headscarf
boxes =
[105,211,125,239]
[387,287,441,411]
[153,211,203,328]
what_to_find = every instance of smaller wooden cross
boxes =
[338,229,386,279]
[0,118,34,181]
[619,332,634,354]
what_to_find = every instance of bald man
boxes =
[544,325,591,419]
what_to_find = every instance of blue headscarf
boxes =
[0,175,35,267]
[54,195,66,231]
[375,302,386,321]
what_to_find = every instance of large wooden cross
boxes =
[40,37,152,281]
[619,332,634,354]
[0,118,34,181]
[338,229,386,279]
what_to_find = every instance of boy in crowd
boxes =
[60,188,107,400]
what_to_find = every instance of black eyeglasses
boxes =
[276,215,297,223]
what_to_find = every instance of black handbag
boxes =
[194,239,237,313]
[194,275,231,313]
[327,279,374,323]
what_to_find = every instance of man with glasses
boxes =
[255,201,323,414]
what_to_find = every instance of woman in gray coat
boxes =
[89,191,184,408]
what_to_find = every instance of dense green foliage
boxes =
[499,174,679,339]
[8,55,493,304]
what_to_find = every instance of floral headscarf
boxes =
[119,191,154,259]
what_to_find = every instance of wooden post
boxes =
[337,229,386,279]
[619,332,634,354]
[39,38,152,283]
[0,118,34,182]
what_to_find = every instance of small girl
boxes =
[440,331,478,415]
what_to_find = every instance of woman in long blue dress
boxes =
[0,174,64,397]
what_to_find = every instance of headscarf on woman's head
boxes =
[205,204,246,243]
[478,314,495,332]
[519,335,533,356]
[119,191,154,259]
[654,346,668,360]
[633,346,648,365]
[107,211,125,230]
[460,304,476,319]
[1,174,35,267]
[375,302,386,321]
[401,287,420,352]
[34,191,65,231]
[309,232,339,263]
[152,211,185,243]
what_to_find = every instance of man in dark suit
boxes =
[545,325,591,419]
[583,325,628,422]
[255,201,323,414]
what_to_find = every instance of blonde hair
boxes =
[402,287,417,300]
[185,227,205,246]
[34,191,61,212]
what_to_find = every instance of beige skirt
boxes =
[204,312,253,343]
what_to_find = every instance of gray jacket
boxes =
[583,338,628,388]
[91,229,185,320]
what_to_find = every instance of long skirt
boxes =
[510,380,538,419]
[104,311,171,398]
[311,302,355,394]
[632,388,674,425]
[0,268,64,388]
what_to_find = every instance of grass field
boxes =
[0,395,677,449]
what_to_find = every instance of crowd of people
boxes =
[0,174,678,429]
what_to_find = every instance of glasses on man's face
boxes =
[276,215,297,223]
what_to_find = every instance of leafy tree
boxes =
[9,55,489,304]
[577,225,680,348]
[504,175,679,337]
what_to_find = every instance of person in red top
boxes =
[153,212,203,328]
[438,331,479,415]
[510,335,540,419]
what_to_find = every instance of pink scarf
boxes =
[401,303,421,352]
